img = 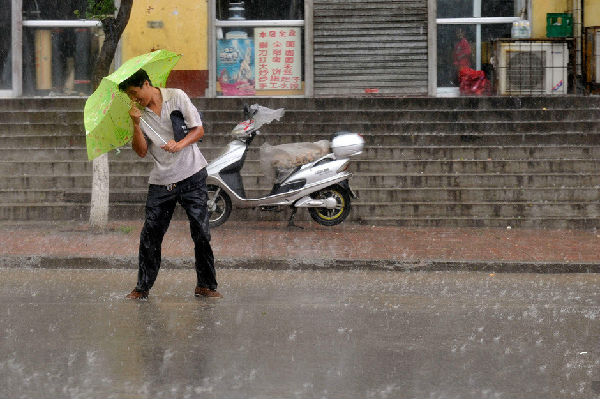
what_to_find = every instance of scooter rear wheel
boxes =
[207,185,232,228]
[308,185,351,226]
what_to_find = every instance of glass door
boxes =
[0,0,22,97]
[436,0,523,96]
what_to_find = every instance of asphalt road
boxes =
[1,268,598,399]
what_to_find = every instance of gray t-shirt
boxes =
[139,88,208,185]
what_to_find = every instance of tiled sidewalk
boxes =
[0,220,598,272]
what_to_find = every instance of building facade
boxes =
[2,0,599,98]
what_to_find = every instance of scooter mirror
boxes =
[243,103,255,120]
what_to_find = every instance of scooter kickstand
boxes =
[287,207,304,229]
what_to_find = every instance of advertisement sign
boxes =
[254,27,302,91]
[216,38,255,96]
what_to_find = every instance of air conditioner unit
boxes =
[497,42,568,95]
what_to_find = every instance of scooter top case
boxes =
[331,132,364,158]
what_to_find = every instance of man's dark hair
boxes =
[118,69,153,92]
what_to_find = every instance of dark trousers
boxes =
[135,168,217,292]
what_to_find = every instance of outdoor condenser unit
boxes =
[497,41,568,95]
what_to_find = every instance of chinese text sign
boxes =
[254,27,302,91]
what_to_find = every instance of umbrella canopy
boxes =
[84,49,181,160]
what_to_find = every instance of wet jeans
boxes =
[136,168,217,292]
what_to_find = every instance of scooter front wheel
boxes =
[207,184,232,228]
[308,184,351,226]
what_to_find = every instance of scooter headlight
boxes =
[232,125,246,136]
[231,119,256,138]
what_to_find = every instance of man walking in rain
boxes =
[119,69,222,299]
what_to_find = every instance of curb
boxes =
[1,255,599,273]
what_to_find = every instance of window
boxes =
[437,0,517,19]
[21,0,100,96]
[436,0,521,95]
[213,0,305,97]
[216,0,303,20]
[0,1,12,90]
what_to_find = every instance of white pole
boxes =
[474,0,482,71]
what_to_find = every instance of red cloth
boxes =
[458,68,491,96]
[453,38,472,71]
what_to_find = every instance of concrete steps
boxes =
[3,156,598,174]
[3,131,600,147]
[4,108,600,123]
[0,96,599,228]
[354,187,600,202]
[1,95,596,111]
[4,175,598,201]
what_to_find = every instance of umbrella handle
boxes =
[140,117,167,145]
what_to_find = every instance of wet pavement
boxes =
[1,268,599,399]
[0,220,599,272]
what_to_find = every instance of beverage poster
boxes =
[216,39,255,96]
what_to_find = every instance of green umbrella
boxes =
[84,49,182,160]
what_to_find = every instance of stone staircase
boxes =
[0,96,599,228]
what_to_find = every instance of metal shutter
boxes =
[313,0,428,96]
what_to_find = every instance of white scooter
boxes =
[206,104,364,228]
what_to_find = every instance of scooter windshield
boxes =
[231,105,285,139]
[250,105,285,130]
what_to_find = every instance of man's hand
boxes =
[128,100,142,126]
[161,139,183,153]
[161,126,204,154]
[129,100,148,158]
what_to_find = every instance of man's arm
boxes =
[128,101,148,158]
[161,89,204,153]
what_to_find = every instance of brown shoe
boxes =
[194,287,223,298]
[125,289,148,299]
